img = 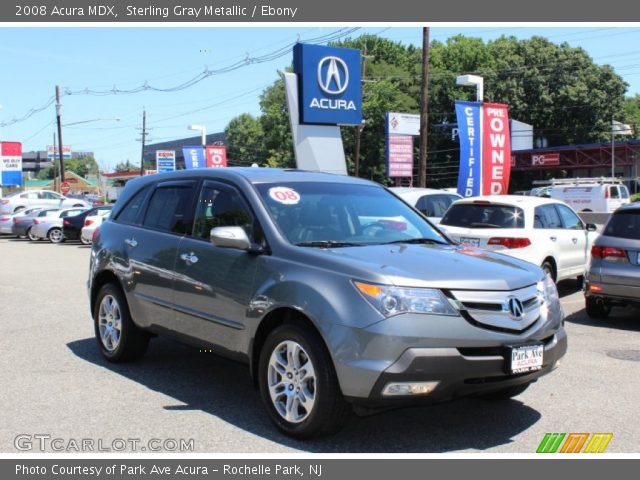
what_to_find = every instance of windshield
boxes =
[255,182,448,246]
[441,203,525,228]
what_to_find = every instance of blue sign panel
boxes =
[455,101,482,197]
[182,146,206,169]
[293,43,362,126]
[1,171,22,187]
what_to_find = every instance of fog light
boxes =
[382,381,439,396]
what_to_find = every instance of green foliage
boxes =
[37,166,55,180]
[631,193,640,203]
[224,113,266,166]
[224,33,629,185]
[623,95,640,136]
[114,159,140,172]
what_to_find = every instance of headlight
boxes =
[354,281,458,317]
[537,274,559,304]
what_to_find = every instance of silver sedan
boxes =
[30,208,87,243]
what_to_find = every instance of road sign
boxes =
[60,182,71,195]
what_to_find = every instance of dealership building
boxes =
[510,140,640,191]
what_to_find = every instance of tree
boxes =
[259,78,295,168]
[624,94,640,136]
[114,160,139,172]
[224,113,266,166]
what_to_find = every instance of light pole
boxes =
[188,124,207,148]
[456,74,484,102]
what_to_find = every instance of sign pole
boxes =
[55,85,65,183]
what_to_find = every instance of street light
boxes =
[456,74,484,102]
[188,124,206,148]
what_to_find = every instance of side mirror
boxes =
[210,226,264,254]
[586,223,598,232]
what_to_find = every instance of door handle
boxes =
[550,236,557,242]
[180,252,199,265]
[572,238,578,244]
[124,238,137,248]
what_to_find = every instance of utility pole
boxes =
[418,27,430,188]
[353,44,369,178]
[139,109,147,176]
[55,85,65,183]
[52,132,58,192]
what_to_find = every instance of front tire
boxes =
[93,283,149,362]
[80,235,92,245]
[586,297,611,319]
[48,227,64,243]
[258,323,351,438]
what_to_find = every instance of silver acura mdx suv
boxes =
[88,168,567,438]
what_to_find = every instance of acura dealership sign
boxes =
[293,43,362,125]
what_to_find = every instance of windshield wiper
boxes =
[294,240,364,248]
[469,222,502,228]
[383,238,449,245]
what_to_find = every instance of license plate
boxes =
[508,344,544,374]
[460,237,480,247]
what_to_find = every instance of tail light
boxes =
[92,226,100,243]
[487,237,531,249]
[0,217,9,222]
[84,219,94,226]
[33,219,39,225]
[605,188,609,198]
[0,199,9,205]
[591,245,626,260]
[63,219,71,226]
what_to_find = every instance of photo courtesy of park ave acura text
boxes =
[1,19,639,455]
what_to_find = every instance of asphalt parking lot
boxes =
[1,236,639,453]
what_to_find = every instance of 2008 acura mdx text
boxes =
[88,168,567,438]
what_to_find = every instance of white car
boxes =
[30,208,87,243]
[438,195,599,283]
[80,210,111,245]
[391,187,462,224]
[0,190,90,215]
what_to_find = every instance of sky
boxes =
[1,26,640,171]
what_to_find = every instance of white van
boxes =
[546,181,630,212]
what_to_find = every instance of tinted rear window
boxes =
[603,210,640,239]
[440,203,525,228]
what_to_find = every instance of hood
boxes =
[304,243,541,291]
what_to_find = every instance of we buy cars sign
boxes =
[0,141,23,187]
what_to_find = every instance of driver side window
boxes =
[192,186,253,241]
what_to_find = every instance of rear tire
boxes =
[481,382,532,400]
[586,297,611,319]
[48,227,64,244]
[27,227,38,241]
[258,323,351,438]
[93,283,149,362]
[541,260,556,283]
[80,235,92,245]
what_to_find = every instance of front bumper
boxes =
[355,328,566,405]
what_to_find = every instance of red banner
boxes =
[481,103,511,195]
[205,146,227,168]
[531,153,560,166]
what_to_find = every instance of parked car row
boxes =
[0,189,92,214]
[0,203,112,244]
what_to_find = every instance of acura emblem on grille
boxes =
[506,296,525,320]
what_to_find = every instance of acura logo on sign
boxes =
[506,296,525,320]
[317,56,349,95]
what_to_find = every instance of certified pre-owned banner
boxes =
[482,103,511,195]
[455,101,482,197]
[182,146,206,169]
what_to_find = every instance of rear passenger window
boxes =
[620,186,629,199]
[143,185,195,234]
[115,186,150,225]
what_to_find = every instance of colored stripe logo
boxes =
[537,433,612,453]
